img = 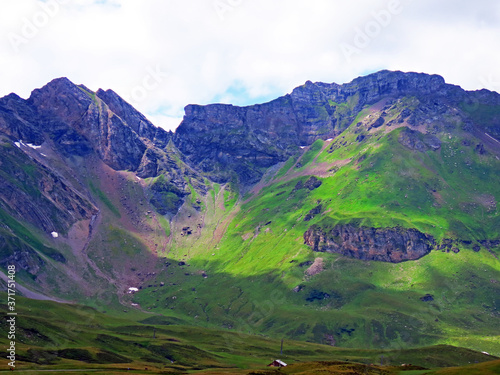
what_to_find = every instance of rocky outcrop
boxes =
[398,127,441,151]
[293,176,323,192]
[4,71,497,188]
[96,88,157,140]
[304,257,324,276]
[0,93,45,145]
[304,204,322,222]
[149,175,188,216]
[304,224,435,263]
[0,78,210,231]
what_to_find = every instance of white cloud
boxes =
[1,0,499,131]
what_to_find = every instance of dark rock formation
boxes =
[475,143,487,155]
[174,98,302,184]
[303,176,323,190]
[149,175,188,216]
[304,204,322,221]
[96,88,174,149]
[16,78,147,171]
[0,77,208,220]
[369,116,385,129]
[304,224,435,263]
[0,93,45,145]
[398,127,441,152]
[420,294,434,302]
[96,88,157,140]
[293,176,322,192]
[306,290,330,302]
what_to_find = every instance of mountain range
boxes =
[0,70,499,370]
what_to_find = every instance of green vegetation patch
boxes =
[0,207,66,263]
[88,180,121,217]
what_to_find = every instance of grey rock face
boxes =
[96,88,160,141]
[398,127,442,152]
[27,78,148,171]
[304,224,435,263]
[174,98,301,184]
[0,234,45,275]
[0,93,45,145]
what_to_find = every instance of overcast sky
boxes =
[1,0,499,131]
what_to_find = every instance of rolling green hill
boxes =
[0,295,497,373]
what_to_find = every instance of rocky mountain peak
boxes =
[28,77,92,111]
[291,70,451,110]
[96,88,157,140]
[349,70,448,94]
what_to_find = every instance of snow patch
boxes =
[14,140,42,149]
[128,287,139,293]
[51,232,59,238]
[326,138,333,141]
[131,303,139,306]
[26,143,42,149]
[40,153,47,157]
[299,146,306,149]
[482,351,490,355]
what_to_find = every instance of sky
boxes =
[1,0,499,131]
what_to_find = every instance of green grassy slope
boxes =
[133,99,500,355]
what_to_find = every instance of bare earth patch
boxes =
[476,193,497,211]
[305,257,324,276]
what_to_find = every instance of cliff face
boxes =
[174,97,302,183]
[0,78,207,299]
[304,224,435,263]
[173,70,500,184]
[95,88,172,148]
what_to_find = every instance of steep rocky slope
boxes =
[0,77,207,300]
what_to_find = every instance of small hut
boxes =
[267,359,287,367]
